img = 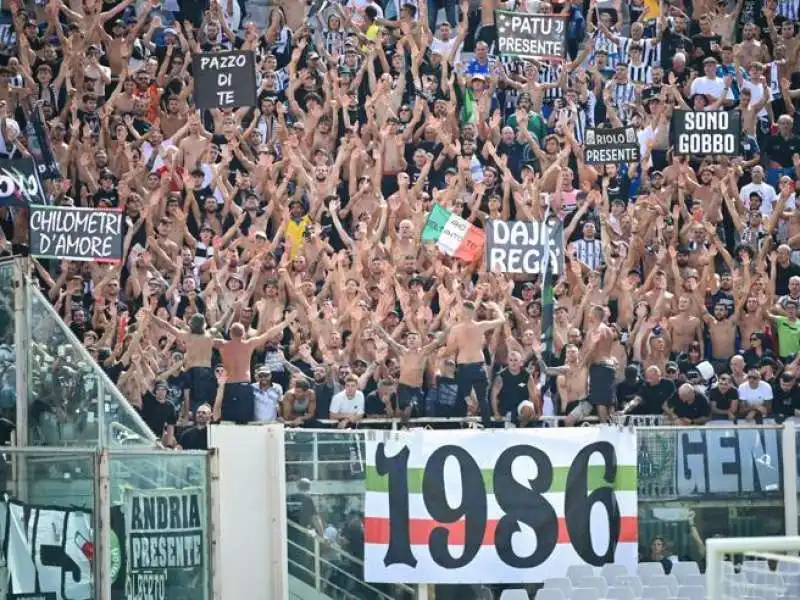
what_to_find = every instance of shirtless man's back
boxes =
[444,301,506,423]
[213,316,292,422]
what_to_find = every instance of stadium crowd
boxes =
[0,0,798,448]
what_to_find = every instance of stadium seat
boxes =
[616,575,644,597]
[577,576,608,595]
[602,564,630,583]
[544,577,573,597]
[678,575,706,588]
[534,589,565,600]
[643,575,679,596]
[567,565,596,584]
[606,586,637,600]
[671,562,701,582]
[641,586,672,600]
[570,588,601,600]
[500,590,532,600]
[676,585,705,600]
[638,563,666,578]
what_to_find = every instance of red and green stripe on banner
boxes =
[421,203,485,261]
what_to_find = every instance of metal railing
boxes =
[287,519,414,600]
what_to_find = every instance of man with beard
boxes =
[177,402,213,449]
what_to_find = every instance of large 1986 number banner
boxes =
[364,429,638,583]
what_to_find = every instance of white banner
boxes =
[0,496,93,600]
[364,428,638,583]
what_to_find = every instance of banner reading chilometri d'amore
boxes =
[364,429,638,583]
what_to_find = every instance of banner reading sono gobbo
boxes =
[672,110,741,156]
[496,10,566,60]
[364,429,637,583]
[485,218,564,275]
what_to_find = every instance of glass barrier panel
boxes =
[0,261,15,427]
[109,450,210,600]
[0,448,96,600]
[28,285,155,447]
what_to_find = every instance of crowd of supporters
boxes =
[0,0,798,448]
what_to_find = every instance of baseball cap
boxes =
[163,28,178,37]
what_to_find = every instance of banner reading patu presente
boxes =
[485,219,564,275]
[364,429,638,583]
[496,11,566,60]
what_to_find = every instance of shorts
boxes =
[588,362,615,407]
[221,382,255,424]
[568,400,594,420]
[397,384,423,414]
[187,366,216,412]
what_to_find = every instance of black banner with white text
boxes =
[495,11,566,60]
[29,205,123,262]
[0,158,47,207]
[27,103,61,181]
[485,219,564,275]
[672,110,741,156]
[124,489,206,600]
[193,51,258,109]
[585,127,641,164]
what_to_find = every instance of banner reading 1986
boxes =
[364,429,638,583]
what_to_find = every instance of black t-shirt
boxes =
[776,262,800,296]
[178,425,208,450]
[708,386,738,413]
[661,31,693,68]
[139,392,177,436]
[617,379,642,411]
[764,134,800,168]
[497,368,530,415]
[669,391,711,421]
[771,383,800,418]
[365,391,398,416]
[287,492,317,528]
[638,379,677,414]
[314,382,333,419]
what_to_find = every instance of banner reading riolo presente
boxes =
[364,429,637,583]
[123,488,207,600]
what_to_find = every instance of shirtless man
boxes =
[566,305,616,425]
[444,301,506,424]
[375,325,446,419]
[556,344,588,415]
[703,301,743,372]
[666,296,704,356]
[213,314,295,423]
[152,313,217,417]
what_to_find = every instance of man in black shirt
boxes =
[364,379,399,417]
[140,381,177,444]
[772,373,800,420]
[765,115,800,169]
[620,366,676,415]
[287,478,323,586]
[177,403,212,450]
[616,365,642,411]
[708,374,739,421]
[666,384,712,425]
[312,366,333,420]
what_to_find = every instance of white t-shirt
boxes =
[431,36,461,63]
[252,382,283,421]
[739,78,769,119]
[740,181,777,217]
[737,381,773,406]
[690,76,735,102]
[330,390,365,417]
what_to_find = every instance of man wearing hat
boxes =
[252,367,283,422]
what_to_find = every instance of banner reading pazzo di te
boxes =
[364,428,637,583]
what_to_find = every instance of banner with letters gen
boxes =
[364,429,637,583]
[672,110,741,156]
[123,488,207,600]
[485,218,564,275]
[193,51,257,109]
[29,205,123,262]
[496,11,566,60]
[585,127,641,165]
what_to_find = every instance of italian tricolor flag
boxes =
[421,203,485,261]
[364,429,638,584]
